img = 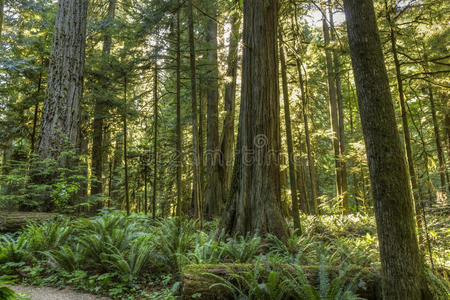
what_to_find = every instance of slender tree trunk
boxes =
[111,132,122,204]
[91,0,116,197]
[280,31,301,232]
[175,2,182,217]
[31,66,43,153]
[290,6,318,214]
[384,0,423,225]
[221,0,287,240]
[344,1,431,299]
[152,62,158,219]
[144,170,148,215]
[322,6,342,208]
[188,0,202,227]
[329,2,349,214]
[123,75,130,215]
[0,0,4,43]
[219,1,240,208]
[37,0,89,164]
[429,87,448,194]
[205,1,222,219]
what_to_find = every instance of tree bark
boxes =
[279,30,301,232]
[37,0,89,164]
[343,1,431,299]
[205,1,222,219]
[221,0,287,240]
[188,0,202,227]
[91,0,116,197]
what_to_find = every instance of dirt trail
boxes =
[11,285,111,300]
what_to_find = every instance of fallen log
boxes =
[182,264,381,300]
[0,211,56,232]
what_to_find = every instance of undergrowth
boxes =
[0,211,448,299]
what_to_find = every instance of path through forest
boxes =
[11,285,111,300]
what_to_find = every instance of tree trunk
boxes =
[322,5,342,210]
[31,65,43,153]
[279,30,301,232]
[111,132,123,204]
[384,0,423,227]
[219,0,240,215]
[0,0,4,42]
[221,0,287,240]
[37,0,88,163]
[429,87,449,194]
[188,0,202,227]
[291,3,318,214]
[91,0,116,197]
[152,62,158,219]
[343,1,431,299]
[205,1,222,219]
[329,2,349,214]
[123,75,130,215]
[175,1,182,217]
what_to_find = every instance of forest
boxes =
[0,0,449,299]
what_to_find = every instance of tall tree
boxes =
[322,3,343,212]
[344,1,431,298]
[188,0,202,226]
[204,0,222,219]
[384,0,422,222]
[37,0,89,163]
[279,30,301,232]
[175,1,182,217]
[329,1,349,214]
[290,4,318,214]
[152,60,158,219]
[91,0,116,196]
[221,0,287,239]
[219,0,240,209]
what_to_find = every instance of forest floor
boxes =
[11,285,111,300]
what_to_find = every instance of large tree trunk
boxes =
[279,30,301,232]
[219,0,240,215]
[204,1,222,219]
[37,0,89,163]
[221,0,287,240]
[343,1,431,299]
[187,0,202,227]
[91,0,116,197]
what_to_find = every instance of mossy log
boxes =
[182,264,381,300]
[0,211,56,232]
